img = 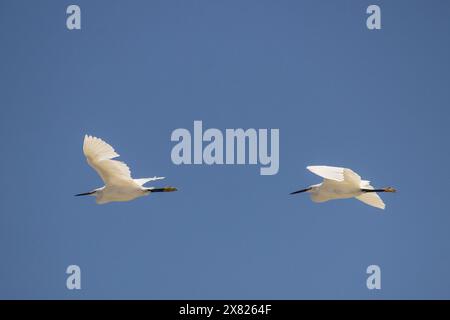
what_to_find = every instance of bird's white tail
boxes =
[134,177,165,186]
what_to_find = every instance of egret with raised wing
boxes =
[290,166,396,209]
[76,135,177,204]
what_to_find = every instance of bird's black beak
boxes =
[147,187,178,193]
[290,187,312,195]
[75,191,96,196]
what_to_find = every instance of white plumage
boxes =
[76,135,177,204]
[291,165,396,210]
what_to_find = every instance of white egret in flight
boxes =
[290,166,396,209]
[76,135,177,204]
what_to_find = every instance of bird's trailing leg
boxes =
[290,187,312,195]
[361,187,396,193]
[146,187,178,193]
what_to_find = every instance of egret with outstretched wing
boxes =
[76,135,177,204]
[290,166,395,209]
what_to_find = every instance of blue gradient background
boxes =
[1,0,449,299]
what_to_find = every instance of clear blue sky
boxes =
[1,0,450,299]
